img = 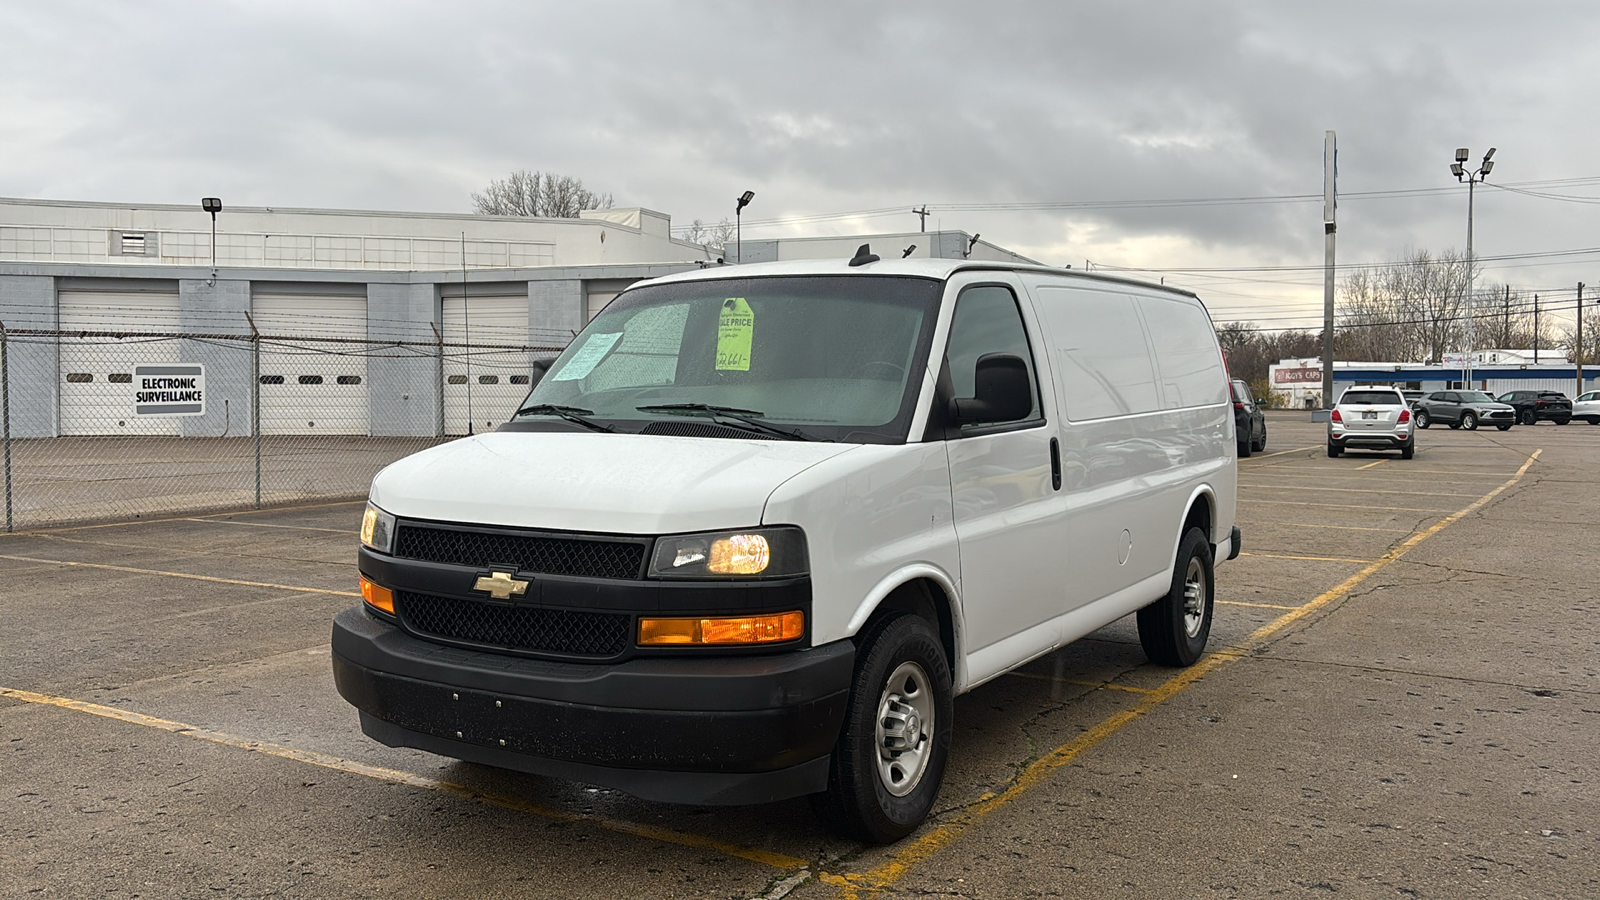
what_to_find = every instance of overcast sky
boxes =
[3,1,1598,330]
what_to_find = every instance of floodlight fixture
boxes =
[201,197,222,213]
[1450,162,1464,177]
[1481,160,1494,176]
[1483,147,1496,162]
[1455,147,1470,162]
[734,190,756,263]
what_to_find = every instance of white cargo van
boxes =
[334,250,1240,843]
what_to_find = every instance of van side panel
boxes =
[1022,277,1234,616]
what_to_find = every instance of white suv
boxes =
[1328,385,1414,459]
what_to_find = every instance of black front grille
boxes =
[398,591,631,658]
[394,524,645,580]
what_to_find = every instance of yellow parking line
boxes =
[1240,552,1375,564]
[1239,444,1320,461]
[1217,600,1301,610]
[1003,672,1157,694]
[0,686,805,872]
[821,447,1543,899]
[1249,522,1413,533]
[0,554,359,597]
[1356,459,1388,469]
[1243,499,1453,513]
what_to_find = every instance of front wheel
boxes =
[1237,439,1252,458]
[1137,528,1214,667]
[1414,410,1431,429]
[1520,409,1536,426]
[1555,416,1571,426]
[1462,412,1478,430]
[812,614,953,844]
[1496,424,1512,431]
[1588,417,1600,425]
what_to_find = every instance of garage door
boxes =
[443,294,532,435]
[59,288,183,436]
[252,291,370,435]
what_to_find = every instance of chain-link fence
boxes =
[0,323,564,531]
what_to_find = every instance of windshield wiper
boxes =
[635,403,813,441]
[513,404,615,433]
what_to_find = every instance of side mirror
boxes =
[951,353,1032,424]
[528,357,556,389]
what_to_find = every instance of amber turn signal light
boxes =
[360,575,395,615]
[638,611,804,646]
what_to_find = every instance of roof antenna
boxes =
[848,243,880,267]
[902,244,917,258]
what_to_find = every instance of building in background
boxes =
[1269,352,1596,408]
[1,197,1034,440]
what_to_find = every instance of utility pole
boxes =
[1534,294,1540,360]
[912,206,929,232]
[1579,282,1587,397]
[1320,130,1337,412]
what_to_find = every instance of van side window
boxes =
[944,285,1039,425]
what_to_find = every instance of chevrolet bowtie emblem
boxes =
[472,571,530,601]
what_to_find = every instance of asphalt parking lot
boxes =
[3,412,1596,899]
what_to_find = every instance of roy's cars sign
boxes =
[1273,367,1322,385]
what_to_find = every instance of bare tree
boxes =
[683,218,736,254]
[472,170,614,218]
[1335,248,1474,363]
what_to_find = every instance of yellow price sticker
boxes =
[716,298,754,371]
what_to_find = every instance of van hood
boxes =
[369,431,860,534]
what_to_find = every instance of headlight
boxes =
[648,527,807,579]
[360,503,395,554]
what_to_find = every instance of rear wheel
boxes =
[1237,439,1252,458]
[1462,412,1478,430]
[1496,424,1512,431]
[1555,416,1571,425]
[1327,440,1341,458]
[1137,528,1214,667]
[1400,440,1415,459]
[1520,409,1536,425]
[1588,417,1600,425]
[1414,410,1431,429]
[812,614,953,844]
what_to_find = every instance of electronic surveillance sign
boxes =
[133,364,206,416]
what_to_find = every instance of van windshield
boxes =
[515,275,942,443]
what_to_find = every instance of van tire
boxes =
[812,613,953,844]
[1137,528,1214,667]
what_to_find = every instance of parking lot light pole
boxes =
[1450,148,1494,388]
[735,191,754,263]
[201,197,223,277]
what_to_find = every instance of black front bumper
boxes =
[332,606,853,805]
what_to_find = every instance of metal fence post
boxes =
[1,320,12,533]
[247,314,262,508]
[431,321,445,438]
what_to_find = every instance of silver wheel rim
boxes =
[1181,556,1208,639]
[875,661,934,797]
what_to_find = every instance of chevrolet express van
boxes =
[334,250,1240,843]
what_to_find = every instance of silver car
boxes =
[1575,390,1600,425]
[1328,385,1414,459]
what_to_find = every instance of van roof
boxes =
[639,256,1200,300]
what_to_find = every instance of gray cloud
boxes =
[3,0,1599,325]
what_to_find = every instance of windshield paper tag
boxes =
[716,298,754,371]
[551,332,622,381]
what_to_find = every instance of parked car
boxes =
[1496,390,1573,425]
[1412,391,1516,431]
[1231,378,1266,457]
[335,254,1241,843]
[1401,389,1425,407]
[1328,385,1413,458]
[1572,390,1600,425]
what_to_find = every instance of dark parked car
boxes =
[1413,391,1516,431]
[1495,390,1573,425]
[1231,378,1266,457]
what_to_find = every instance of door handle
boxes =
[1049,437,1061,491]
